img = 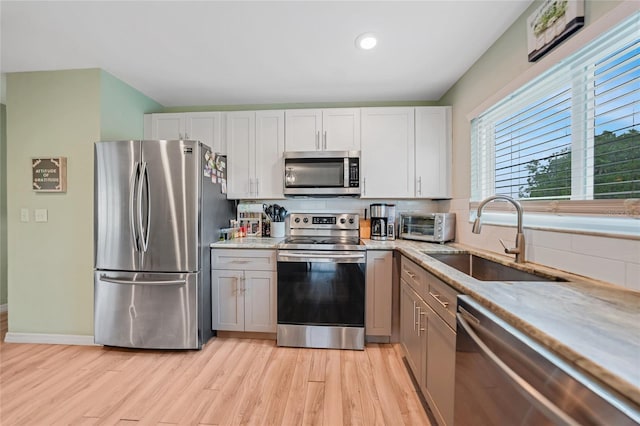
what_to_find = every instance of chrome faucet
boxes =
[472,195,526,263]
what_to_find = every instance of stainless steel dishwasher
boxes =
[454,295,640,426]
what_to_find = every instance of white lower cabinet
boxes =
[211,249,277,333]
[400,256,458,426]
[366,250,393,337]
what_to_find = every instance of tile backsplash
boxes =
[256,198,444,217]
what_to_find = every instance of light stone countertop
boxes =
[211,237,640,406]
[210,237,285,249]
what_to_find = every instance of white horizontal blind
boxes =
[471,12,640,204]
[591,38,639,199]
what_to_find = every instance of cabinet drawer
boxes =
[401,256,427,294]
[424,271,458,329]
[211,249,276,271]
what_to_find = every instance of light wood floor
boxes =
[0,313,431,425]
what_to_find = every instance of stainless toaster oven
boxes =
[399,213,455,243]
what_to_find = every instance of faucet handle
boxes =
[499,238,519,254]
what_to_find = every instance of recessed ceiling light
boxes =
[355,33,377,50]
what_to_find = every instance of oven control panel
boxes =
[312,217,336,225]
[290,213,359,230]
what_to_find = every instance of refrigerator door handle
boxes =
[142,162,150,252]
[100,275,187,286]
[137,162,150,252]
[130,161,141,251]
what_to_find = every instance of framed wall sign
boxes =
[32,157,67,192]
[527,0,584,62]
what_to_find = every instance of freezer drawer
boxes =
[94,271,199,349]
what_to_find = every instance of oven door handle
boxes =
[278,252,365,263]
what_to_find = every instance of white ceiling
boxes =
[1,1,532,107]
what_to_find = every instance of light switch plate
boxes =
[20,208,30,222]
[35,209,48,223]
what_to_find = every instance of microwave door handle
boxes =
[344,158,349,188]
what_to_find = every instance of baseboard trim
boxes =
[4,332,96,346]
[0,304,7,313]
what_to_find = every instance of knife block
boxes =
[359,219,371,239]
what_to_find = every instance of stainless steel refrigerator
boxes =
[94,140,233,349]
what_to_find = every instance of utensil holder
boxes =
[271,222,285,238]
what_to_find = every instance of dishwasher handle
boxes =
[457,310,581,426]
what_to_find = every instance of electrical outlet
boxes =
[20,208,30,222]
[35,209,48,223]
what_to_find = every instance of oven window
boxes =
[277,262,365,327]
[285,159,345,188]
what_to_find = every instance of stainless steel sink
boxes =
[427,253,567,282]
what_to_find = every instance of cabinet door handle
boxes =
[323,130,327,150]
[316,131,320,150]
[363,177,366,196]
[417,176,422,196]
[418,309,426,336]
[429,291,449,308]
[413,300,417,331]
[255,178,260,197]
[406,271,416,279]
[185,132,189,139]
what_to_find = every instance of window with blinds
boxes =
[471,12,639,210]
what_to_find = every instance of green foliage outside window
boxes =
[519,129,640,199]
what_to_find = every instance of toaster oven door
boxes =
[401,215,438,239]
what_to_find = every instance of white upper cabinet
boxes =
[361,106,451,199]
[415,107,452,198]
[226,111,255,199]
[226,110,285,200]
[322,108,361,151]
[361,107,415,198]
[285,108,360,152]
[145,112,224,154]
[284,109,322,151]
[255,110,285,199]
[186,112,224,155]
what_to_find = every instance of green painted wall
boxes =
[7,69,101,335]
[6,68,162,336]
[1,103,7,306]
[100,70,163,139]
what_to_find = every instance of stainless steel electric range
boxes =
[276,213,365,350]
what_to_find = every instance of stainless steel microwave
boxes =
[399,213,455,243]
[284,151,360,196]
